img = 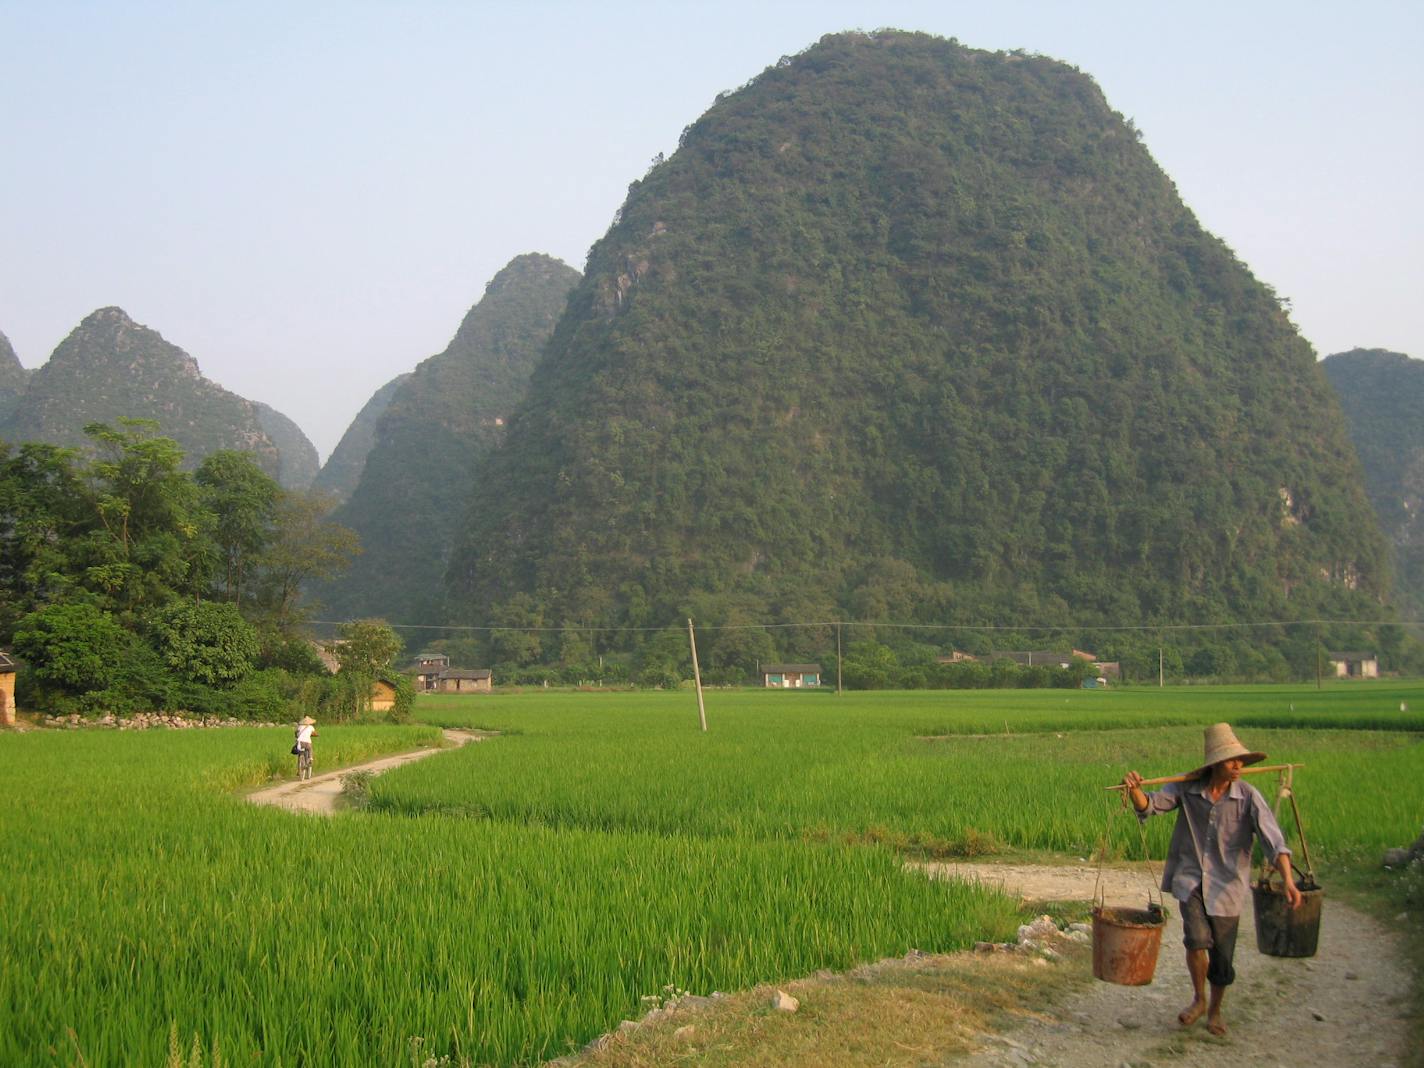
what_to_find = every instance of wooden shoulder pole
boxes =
[1104,763,1305,791]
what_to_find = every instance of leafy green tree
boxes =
[149,600,259,686]
[195,451,280,606]
[842,641,898,690]
[0,442,88,641]
[76,420,215,617]
[257,491,361,626]
[488,594,545,668]
[331,619,403,676]
[12,602,133,693]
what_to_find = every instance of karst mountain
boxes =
[314,253,580,625]
[310,372,412,502]
[0,308,316,488]
[1322,348,1424,619]
[0,330,29,423]
[444,31,1388,649]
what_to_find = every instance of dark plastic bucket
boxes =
[1252,882,1324,958]
[1092,904,1166,985]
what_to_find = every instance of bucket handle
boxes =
[1096,783,1163,913]
[1259,766,1317,886]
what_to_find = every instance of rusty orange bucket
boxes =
[1092,903,1165,985]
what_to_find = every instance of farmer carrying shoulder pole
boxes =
[1121,723,1301,1037]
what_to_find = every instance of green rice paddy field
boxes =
[3,683,1421,1066]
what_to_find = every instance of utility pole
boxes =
[1159,647,1164,688]
[687,618,707,731]
[836,623,843,695]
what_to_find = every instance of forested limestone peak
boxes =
[0,329,28,422]
[311,372,412,502]
[444,30,1391,670]
[1321,348,1424,618]
[313,253,580,625]
[253,401,320,491]
[0,329,23,377]
[0,306,280,476]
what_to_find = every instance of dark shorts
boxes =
[1178,890,1240,987]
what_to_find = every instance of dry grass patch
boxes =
[557,944,1092,1068]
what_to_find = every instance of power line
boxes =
[309,616,1421,637]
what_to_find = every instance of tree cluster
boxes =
[0,420,383,717]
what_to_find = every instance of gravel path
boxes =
[245,728,489,815]
[923,862,1413,1068]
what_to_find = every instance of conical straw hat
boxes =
[299,716,316,725]
[1190,722,1265,778]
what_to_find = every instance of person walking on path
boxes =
[294,716,318,780]
[1121,722,1301,1037]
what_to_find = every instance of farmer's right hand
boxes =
[1122,771,1143,790]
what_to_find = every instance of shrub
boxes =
[149,600,259,686]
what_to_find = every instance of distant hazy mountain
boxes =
[253,401,319,490]
[0,307,283,475]
[446,31,1388,653]
[1321,348,1424,618]
[0,330,29,422]
[310,372,412,502]
[315,254,580,624]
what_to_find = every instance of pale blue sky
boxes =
[3,1,1420,458]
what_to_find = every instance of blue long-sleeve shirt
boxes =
[1137,778,1292,916]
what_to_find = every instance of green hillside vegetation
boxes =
[0,420,406,719]
[1321,348,1424,619]
[0,307,288,478]
[316,254,579,625]
[446,31,1392,677]
[309,371,411,502]
[253,400,319,490]
[0,329,32,422]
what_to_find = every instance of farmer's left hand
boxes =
[1284,878,1303,910]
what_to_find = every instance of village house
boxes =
[369,677,398,712]
[1327,651,1379,679]
[935,650,978,663]
[412,655,493,693]
[1,650,17,727]
[760,664,822,688]
[426,668,493,694]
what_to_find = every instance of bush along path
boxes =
[245,728,491,815]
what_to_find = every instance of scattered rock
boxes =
[1311,1009,1326,1021]
[770,989,799,1013]
[1118,1017,1141,1031]
[1346,971,1359,980]
[1383,848,1411,868]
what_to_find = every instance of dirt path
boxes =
[922,862,1413,1068]
[246,728,490,815]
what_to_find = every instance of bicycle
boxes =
[296,744,313,781]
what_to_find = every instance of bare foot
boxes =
[1207,1013,1227,1037]
[1178,1000,1206,1027]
